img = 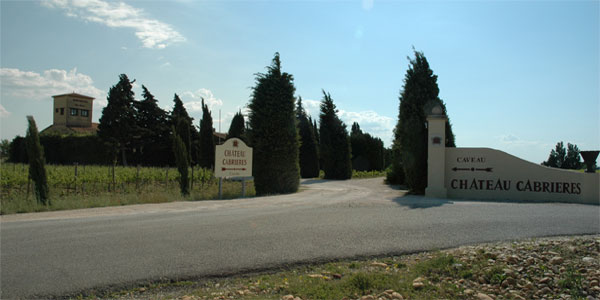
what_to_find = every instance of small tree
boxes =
[542,141,582,170]
[319,90,352,180]
[248,53,300,195]
[296,97,320,178]
[198,98,216,169]
[172,130,190,196]
[25,116,49,205]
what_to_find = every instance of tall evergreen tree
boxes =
[248,53,300,195]
[198,98,216,170]
[171,93,195,164]
[172,130,190,196]
[319,90,352,179]
[391,50,455,193]
[25,116,49,205]
[98,74,138,166]
[135,85,170,165]
[227,111,246,142]
[350,122,384,171]
[296,97,320,178]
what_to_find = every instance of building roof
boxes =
[52,93,95,100]
[40,123,99,136]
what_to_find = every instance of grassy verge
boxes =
[0,179,255,215]
[78,235,599,300]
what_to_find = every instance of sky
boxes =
[1,0,598,164]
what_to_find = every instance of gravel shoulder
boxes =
[101,235,600,300]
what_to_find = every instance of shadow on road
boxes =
[301,179,330,185]
[392,196,453,209]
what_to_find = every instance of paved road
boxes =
[1,178,598,299]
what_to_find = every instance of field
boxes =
[0,163,255,215]
[0,163,386,215]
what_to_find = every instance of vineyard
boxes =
[0,163,255,214]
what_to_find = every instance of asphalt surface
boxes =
[1,178,599,299]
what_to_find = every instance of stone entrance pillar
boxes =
[425,105,447,198]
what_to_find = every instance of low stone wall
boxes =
[443,147,599,204]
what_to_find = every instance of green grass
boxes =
[317,169,386,179]
[96,253,466,300]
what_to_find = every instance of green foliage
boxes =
[172,131,190,196]
[319,91,352,180]
[0,139,10,161]
[542,141,583,169]
[98,74,139,166]
[135,85,171,165]
[25,116,50,205]
[385,140,405,184]
[350,122,384,171]
[227,111,246,142]
[172,93,194,164]
[348,273,373,294]
[297,97,320,178]
[198,98,216,169]
[248,53,300,195]
[392,50,455,193]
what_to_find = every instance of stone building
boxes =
[41,93,98,135]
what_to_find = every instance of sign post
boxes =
[214,138,253,199]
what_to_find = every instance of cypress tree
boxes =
[98,74,138,166]
[350,122,384,171]
[296,97,320,178]
[227,111,246,142]
[135,85,170,165]
[319,90,352,180]
[25,116,49,205]
[171,93,195,164]
[248,53,300,195]
[392,50,456,193]
[198,98,216,170]
[172,130,190,196]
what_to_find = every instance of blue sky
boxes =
[1,0,598,164]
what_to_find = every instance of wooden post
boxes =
[165,167,169,188]
[191,165,194,191]
[112,164,116,193]
[74,163,78,194]
[136,165,140,191]
[242,178,246,198]
[218,177,223,199]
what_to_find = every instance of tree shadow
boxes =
[301,179,330,185]
[392,195,453,209]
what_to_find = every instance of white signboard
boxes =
[215,138,253,178]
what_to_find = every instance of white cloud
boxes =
[181,88,224,112]
[0,68,106,106]
[499,134,542,146]
[339,110,394,144]
[300,98,394,146]
[42,0,185,49]
[0,104,11,118]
